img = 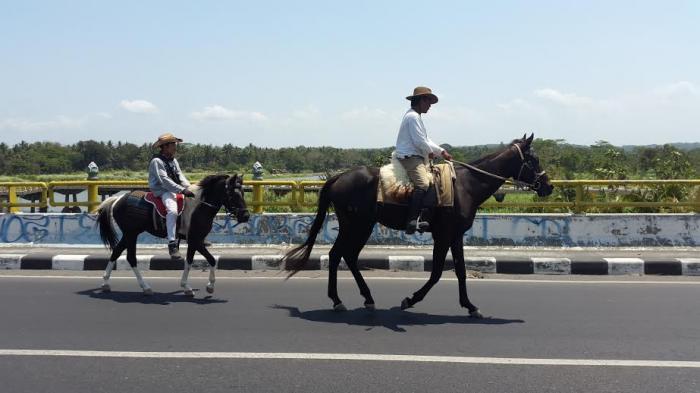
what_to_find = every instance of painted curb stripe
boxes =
[388,256,424,272]
[605,258,645,275]
[571,260,608,275]
[251,255,283,270]
[643,259,682,275]
[532,257,571,275]
[52,255,89,270]
[496,259,533,274]
[218,255,252,270]
[121,255,154,271]
[2,254,700,275]
[0,254,24,270]
[1,350,699,368]
[20,254,53,270]
[465,257,497,274]
[678,258,700,276]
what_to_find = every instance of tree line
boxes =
[0,139,697,179]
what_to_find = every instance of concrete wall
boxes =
[0,213,697,247]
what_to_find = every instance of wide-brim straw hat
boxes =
[406,86,438,104]
[152,133,183,149]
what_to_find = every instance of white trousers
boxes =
[161,192,178,242]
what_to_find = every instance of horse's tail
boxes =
[283,174,340,279]
[96,194,123,251]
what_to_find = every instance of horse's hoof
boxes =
[184,289,195,297]
[469,309,484,319]
[143,288,154,296]
[400,297,412,310]
[333,303,347,312]
[364,303,375,311]
[101,284,111,293]
[206,285,214,294]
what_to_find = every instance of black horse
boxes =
[283,134,553,317]
[97,174,250,296]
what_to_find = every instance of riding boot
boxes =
[168,240,182,260]
[406,188,430,234]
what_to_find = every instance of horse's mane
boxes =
[468,140,521,166]
[198,174,229,200]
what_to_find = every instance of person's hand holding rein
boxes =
[182,189,195,198]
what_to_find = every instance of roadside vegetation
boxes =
[1,139,697,213]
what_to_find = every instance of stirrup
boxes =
[406,219,430,235]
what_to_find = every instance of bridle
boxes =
[197,176,249,219]
[450,143,547,191]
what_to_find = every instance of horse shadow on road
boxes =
[76,288,228,306]
[271,305,524,332]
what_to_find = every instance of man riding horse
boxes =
[149,133,195,260]
[396,86,453,234]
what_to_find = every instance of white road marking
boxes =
[0,349,698,368]
[0,275,699,285]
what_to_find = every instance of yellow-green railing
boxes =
[1,179,699,213]
[0,182,48,213]
[48,181,149,213]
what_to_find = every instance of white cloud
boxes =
[533,88,594,107]
[652,81,699,98]
[492,81,700,144]
[120,99,159,114]
[0,115,87,131]
[190,105,267,122]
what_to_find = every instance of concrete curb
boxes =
[1,254,699,276]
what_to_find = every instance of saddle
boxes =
[377,155,456,207]
[125,190,196,240]
[144,192,185,218]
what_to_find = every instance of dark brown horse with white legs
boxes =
[97,174,249,296]
[283,134,553,317]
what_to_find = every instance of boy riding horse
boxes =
[395,86,452,234]
[149,133,195,259]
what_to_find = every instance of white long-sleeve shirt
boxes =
[394,108,444,158]
[148,156,191,197]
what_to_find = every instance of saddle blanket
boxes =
[144,192,185,218]
[377,154,456,207]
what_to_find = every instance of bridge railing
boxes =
[0,182,49,213]
[1,179,699,213]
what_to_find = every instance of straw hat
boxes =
[406,86,438,104]
[152,133,183,149]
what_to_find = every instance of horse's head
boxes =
[511,134,553,197]
[224,174,250,223]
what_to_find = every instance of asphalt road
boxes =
[1,271,699,392]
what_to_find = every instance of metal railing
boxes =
[1,179,699,213]
[0,182,48,213]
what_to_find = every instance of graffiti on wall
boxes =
[1,213,698,246]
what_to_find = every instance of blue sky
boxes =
[1,0,698,147]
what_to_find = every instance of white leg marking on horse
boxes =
[131,266,152,294]
[206,265,216,294]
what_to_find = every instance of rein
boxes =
[192,178,248,219]
[449,144,546,191]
